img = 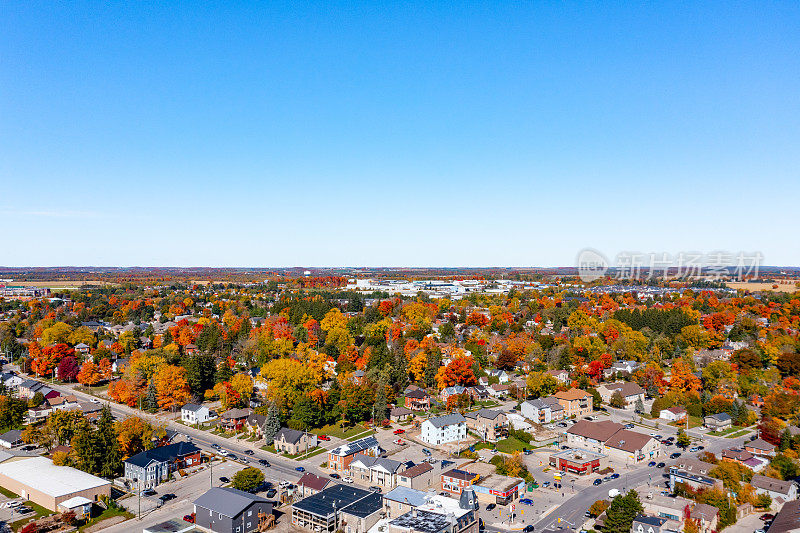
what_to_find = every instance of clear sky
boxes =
[2,2,799,267]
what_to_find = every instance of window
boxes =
[248,510,252,517]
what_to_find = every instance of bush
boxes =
[232,467,265,492]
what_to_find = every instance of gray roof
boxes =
[0,430,22,443]
[706,412,732,422]
[390,509,451,533]
[193,487,269,518]
[350,453,403,473]
[384,486,428,507]
[181,403,203,412]
[276,427,305,445]
[427,413,466,428]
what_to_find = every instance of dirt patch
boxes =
[728,281,799,293]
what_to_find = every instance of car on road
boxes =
[258,459,271,466]
[522,448,532,455]
[296,466,305,472]
[523,526,535,533]
[142,489,157,497]
[393,429,405,435]
[556,422,568,428]
[486,503,496,511]
[369,486,382,493]
[656,462,665,469]
[624,423,634,429]
[422,448,431,456]
[519,498,533,505]
[394,439,406,445]
[542,481,550,488]
[584,416,598,421]
[755,529,766,533]
[560,445,570,450]
[219,476,230,483]
[670,452,681,459]
[649,433,658,437]
[183,514,195,523]
[228,454,238,461]
[245,449,254,455]
[218,449,229,456]
[648,461,657,467]
[610,473,619,479]
[318,435,330,441]
[593,479,602,486]
[342,477,354,483]
[330,473,340,479]
[212,443,221,449]
[159,493,176,502]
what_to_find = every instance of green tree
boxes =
[604,490,644,533]
[610,391,625,409]
[526,371,558,398]
[145,380,158,412]
[676,428,691,448]
[262,404,281,446]
[97,405,121,477]
[232,466,265,492]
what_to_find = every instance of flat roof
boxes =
[0,456,110,498]
[143,520,198,533]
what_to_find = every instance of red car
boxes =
[393,429,405,435]
[183,514,195,523]
[318,435,330,441]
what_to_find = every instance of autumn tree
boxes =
[76,360,101,386]
[153,365,191,411]
[435,357,477,390]
[526,371,559,398]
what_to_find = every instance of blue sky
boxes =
[2,2,799,267]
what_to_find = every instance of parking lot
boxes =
[0,495,37,524]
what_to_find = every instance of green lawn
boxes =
[709,426,745,437]
[725,430,751,439]
[495,436,530,454]
[296,447,327,460]
[310,423,369,440]
[260,444,277,453]
[78,505,134,532]
[346,430,375,441]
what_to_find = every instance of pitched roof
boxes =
[426,413,466,428]
[465,408,503,420]
[0,430,22,443]
[751,474,796,495]
[604,430,654,452]
[391,407,412,416]
[604,382,646,397]
[405,389,430,399]
[182,403,204,412]
[554,388,591,401]
[384,486,428,507]
[401,462,433,478]
[567,420,624,442]
[748,438,776,452]
[221,407,253,419]
[125,441,201,468]
[297,472,330,492]
[767,499,800,533]
[690,503,718,522]
[442,468,476,481]
[193,487,269,518]
[350,453,403,473]
[292,484,380,518]
[706,412,732,422]
[329,436,380,457]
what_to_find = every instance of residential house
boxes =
[553,388,593,418]
[244,413,267,439]
[441,385,467,402]
[486,369,510,384]
[660,407,688,423]
[521,399,556,424]
[0,372,23,391]
[489,383,511,398]
[274,428,317,455]
[17,379,59,401]
[745,438,777,457]
[396,462,438,491]
[0,430,22,449]
[441,468,479,495]
[181,403,214,426]
[631,515,681,533]
[703,413,732,431]
[184,344,199,356]
[404,389,431,412]
[390,407,413,423]
[327,436,382,475]
[420,413,467,446]
[194,486,273,533]
[347,454,408,490]
[751,474,798,502]
[74,343,90,356]
[598,382,646,407]
[546,369,570,384]
[467,386,490,402]
[124,442,202,488]
[766,499,800,533]
[668,467,724,491]
[721,448,769,472]
[219,408,253,432]
[297,472,331,497]
[604,360,640,378]
[464,409,507,442]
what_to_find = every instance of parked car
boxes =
[219,476,230,483]
[610,473,619,479]
[258,459,271,466]
[656,462,666,469]
[689,446,700,452]
[602,476,611,482]
[330,473,340,479]
[542,481,551,488]
[670,452,681,459]
[16,507,32,514]
[342,477,354,483]
[296,466,305,472]
[761,514,775,521]
[266,489,277,498]
[624,423,634,429]
[244,449,254,455]
[183,514,195,523]
[523,526,535,533]
[393,429,405,435]
[318,435,330,441]
[593,479,602,486]
[369,486,382,493]
[422,448,431,456]
[486,503,496,511]
[394,439,406,445]
[519,498,534,505]
[142,489,157,497]
[648,461,657,467]
[159,493,176,502]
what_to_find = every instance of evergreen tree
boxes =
[262,404,281,445]
[634,397,645,414]
[425,351,440,388]
[72,423,102,476]
[604,490,644,533]
[780,428,792,452]
[374,382,388,423]
[97,405,120,477]
[145,380,158,412]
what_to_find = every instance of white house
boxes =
[181,403,214,425]
[751,474,798,502]
[486,369,510,384]
[597,382,646,406]
[420,413,467,446]
[521,399,554,424]
[660,407,688,422]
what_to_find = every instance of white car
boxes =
[342,477,354,483]
[219,450,229,457]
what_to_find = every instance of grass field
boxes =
[7,280,116,288]
[495,436,530,454]
[311,423,370,440]
[728,281,799,293]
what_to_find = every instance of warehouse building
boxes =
[0,456,111,511]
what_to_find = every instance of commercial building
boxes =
[566,420,661,464]
[549,448,609,475]
[441,468,479,495]
[471,474,525,505]
[703,413,732,431]
[291,484,383,533]
[381,486,479,533]
[274,427,318,455]
[193,486,273,533]
[0,456,110,511]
